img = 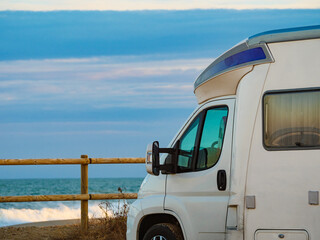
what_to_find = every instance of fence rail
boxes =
[0,155,145,232]
[0,193,138,202]
[0,157,145,165]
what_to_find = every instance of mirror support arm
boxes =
[158,148,176,155]
[159,146,179,173]
[152,141,179,176]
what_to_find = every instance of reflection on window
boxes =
[197,107,228,170]
[264,90,320,149]
[178,116,200,170]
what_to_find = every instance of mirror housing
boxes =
[145,143,153,174]
[145,141,160,175]
[145,141,179,176]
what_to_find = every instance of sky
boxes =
[0,2,320,178]
[1,0,320,10]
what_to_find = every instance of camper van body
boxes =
[126,26,320,240]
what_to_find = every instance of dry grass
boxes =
[0,216,127,240]
[57,191,129,240]
[55,216,127,240]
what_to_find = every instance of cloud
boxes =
[0,56,207,109]
[0,120,179,136]
[0,0,319,11]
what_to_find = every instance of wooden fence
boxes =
[0,155,145,232]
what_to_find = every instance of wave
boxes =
[0,203,116,227]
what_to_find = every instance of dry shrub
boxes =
[57,188,129,240]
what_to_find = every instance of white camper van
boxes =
[126,25,320,240]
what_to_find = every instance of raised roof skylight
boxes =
[194,43,273,89]
[194,25,320,91]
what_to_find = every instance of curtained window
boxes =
[264,90,320,149]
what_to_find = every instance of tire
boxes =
[143,223,183,240]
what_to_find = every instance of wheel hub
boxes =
[151,235,167,240]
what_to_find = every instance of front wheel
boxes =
[143,223,183,240]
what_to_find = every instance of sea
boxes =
[0,178,144,227]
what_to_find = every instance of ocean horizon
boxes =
[0,178,144,227]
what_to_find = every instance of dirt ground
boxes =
[0,224,81,240]
[0,217,127,240]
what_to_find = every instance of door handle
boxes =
[217,170,227,191]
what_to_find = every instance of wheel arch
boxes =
[138,213,185,240]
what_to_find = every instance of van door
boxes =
[164,98,235,240]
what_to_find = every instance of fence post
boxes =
[81,155,89,233]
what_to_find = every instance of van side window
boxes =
[264,90,320,149]
[196,107,228,170]
[177,116,200,171]
[176,105,228,173]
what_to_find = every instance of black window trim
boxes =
[262,87,320,151]
[177,104,229,173]
[176,112,204,173]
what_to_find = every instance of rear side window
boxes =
[263,89,320,150]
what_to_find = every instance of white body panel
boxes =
[244,39,320,240]
[227,63,271,240]
[127,198,144,239]
[127,30,320,240]
[127,174,166,240]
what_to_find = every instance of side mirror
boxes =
[145,141,179,176]
[145,141,160,176]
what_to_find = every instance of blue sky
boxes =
[0,9,320,178]
[1,10,320,60]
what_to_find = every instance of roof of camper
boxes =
[194,25,320,90]
[247,25,320,45]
